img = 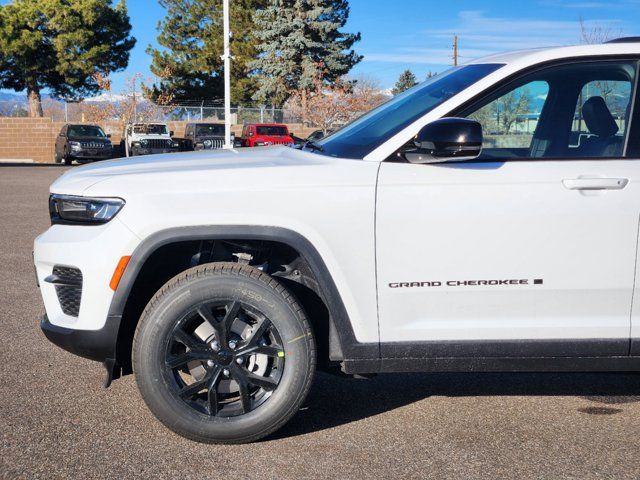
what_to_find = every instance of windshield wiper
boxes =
[303,140,324,152]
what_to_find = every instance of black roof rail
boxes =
[605,37,640,44]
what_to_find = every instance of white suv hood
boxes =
[50,146,367,196]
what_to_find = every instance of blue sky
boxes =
[2,0,640,96]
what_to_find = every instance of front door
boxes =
[375,58,640,357]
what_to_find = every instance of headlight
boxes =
[69,141,82,151]
[203,139,212,148]
[49,194,125,225]
[140,139,148,147]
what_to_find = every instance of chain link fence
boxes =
[0,96,304,125]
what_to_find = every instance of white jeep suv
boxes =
[122,123,180,156]
[35,39,640,444]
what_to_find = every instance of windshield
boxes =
[67,125,106,138]
[314,64,503,159]
[133,124,168,135]
[256,126,288,136]
[196,124,224,136]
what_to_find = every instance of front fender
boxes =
[108,225,379,362]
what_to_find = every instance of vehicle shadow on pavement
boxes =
[274,371,640,439]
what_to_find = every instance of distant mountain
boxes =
[0,91,25,102]
[84,92,129,103]
[0,91,58,103]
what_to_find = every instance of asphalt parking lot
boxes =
[3,165,640,479]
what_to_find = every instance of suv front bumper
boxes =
[68,150,113,161]
[40,314,121,362]
[131,146,179,156]
[34,217,140,354]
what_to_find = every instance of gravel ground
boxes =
[2,165,640,479]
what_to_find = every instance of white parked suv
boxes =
[35,39,640,444]
[122,122,180,156]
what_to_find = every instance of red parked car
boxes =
[241,123,294,147]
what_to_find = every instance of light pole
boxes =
[222,0,232,149]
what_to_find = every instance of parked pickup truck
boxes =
[35,38,640,445]
[54,124,113,165]
[121,123,180,156]
[241,123,295,147]
[181,122,233,151]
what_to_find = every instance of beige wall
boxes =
[0,118,317,163]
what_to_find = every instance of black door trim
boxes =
[379,338,628,359]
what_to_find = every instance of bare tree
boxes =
[470,87,531,135]
[579,18,623,44]
[497,88,531,133]
[287,75,388,132]
[578,18,626,122]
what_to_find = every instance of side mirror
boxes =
[106,133,111,138]
[170,130,174,137]
[404,117,482,164]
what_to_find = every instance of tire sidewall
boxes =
[134,268,314,442]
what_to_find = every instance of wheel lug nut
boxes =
[235,356,244,365]
[229,340,237,349]
[223,368,230,377]
[207,360,215,367]
[210,341,219,351]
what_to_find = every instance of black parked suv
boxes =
[182,123,232,151]
[55,124,113,165]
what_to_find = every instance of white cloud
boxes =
[362,10,624,65]
[428,10,622,51]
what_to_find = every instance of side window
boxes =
[461,60,637,160]
[468,81,549,155]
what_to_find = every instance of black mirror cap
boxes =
[406,117,483,164]
[170,130,174,137]
[106,133,112,138]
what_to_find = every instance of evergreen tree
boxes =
[251,0,362,108]
[147,0,266,105]
[392,69,418,95]
[0,0,135,117]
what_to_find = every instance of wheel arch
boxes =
[109,226,377,374]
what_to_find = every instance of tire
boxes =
[133,262,316,444]
[63,156,72,166]
[54,151,61,164]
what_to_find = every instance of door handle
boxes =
[562,178,629,190]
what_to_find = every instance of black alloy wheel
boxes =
[164,300,285,417]
[133,262,316,444]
